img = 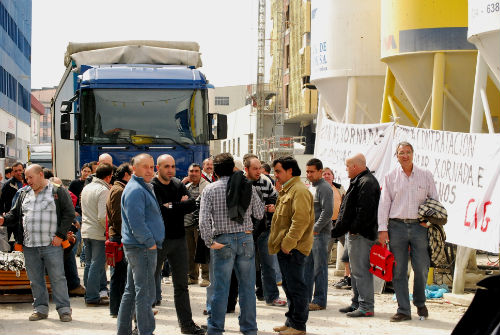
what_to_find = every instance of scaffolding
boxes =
[256,0,287,161]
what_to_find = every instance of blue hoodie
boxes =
[121,174,165,248]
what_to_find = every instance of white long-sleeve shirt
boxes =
[378,164,438,231]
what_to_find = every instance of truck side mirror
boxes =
[60,100,73,113]
[61,113,71,140]
[208,113,227,140]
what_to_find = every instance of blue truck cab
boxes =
[52,43,226,181]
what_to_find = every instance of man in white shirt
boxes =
[378,142,438,322]
[201,158,216,183]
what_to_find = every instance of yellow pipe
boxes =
[380,67,395,123]
[430,52,445,130]
[392,96,418,126]
[387,95,399,122]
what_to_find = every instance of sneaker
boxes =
[266,298,287,307]
[333,276,351,289]
[390,313,412,322]
[162,277,171,284]
[417,305,429,318]
[99,290,109,299]
[276,281,282,286]
[346,309,374,317]
[338,306,357,313]
[181,322,206,335]
[29,312,48,321]
[188,278,198,285]
[59,313,72,322]
[200,279,210,287]
[308,303,325,311]
[68,285,86,297]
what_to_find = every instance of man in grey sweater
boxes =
[305,158,334,311]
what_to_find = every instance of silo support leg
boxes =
[431,52,445,130]
[452,246,473,294]
[381,67,396,123]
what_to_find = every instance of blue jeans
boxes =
[257,230,280,303]
[208,232,257,335]
[347,233,375,312]
[305,233,330,307]
[117,246,157,335]
[277,249,309,332]
[206,249,215,314]
[24,245,71,316]
[274,255,282,283]
[83,238,106,302]
[389,219,430,316]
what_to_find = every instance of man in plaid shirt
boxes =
[199,153,264,335]
[0,164,75,322]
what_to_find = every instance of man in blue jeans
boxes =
[304,158,333,311]
[243,153,286,307]
[199,153,265,335]
[117,154,165,335]
[0,164,74,322]
[81,163,113,306]
[378,142,438,322]
[332,153,380,318]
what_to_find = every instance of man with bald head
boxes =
[151,155,203,335]
[0,164,75,322]
[332,153,380,318]
[117,154,165,335]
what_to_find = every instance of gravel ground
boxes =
[0,260,466,335]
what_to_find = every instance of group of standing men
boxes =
[0,139,438,335]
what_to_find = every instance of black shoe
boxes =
[256,295,265,301]
[226,309,235,314]
[181,322,206,334]
[417,305,429,318]
[85,298,109,306]
[334,276,351,289]
[338,306,357,313]
[390,313,412,322]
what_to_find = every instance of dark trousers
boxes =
[185,226,209,281]
[154,237,193,328]
[64,249,81,290]
[110,258,128,316]
[227,270,238,311]
[277,249,309,332]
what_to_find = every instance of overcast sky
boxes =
[31,0,270,89]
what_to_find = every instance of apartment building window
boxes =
[237,137,240,157]
[215,96,230,106]
[222,141,227,153]
[232,139,235,155]
[248,134,253,153]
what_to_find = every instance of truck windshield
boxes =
[80,89,208,145]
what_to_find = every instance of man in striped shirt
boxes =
[243,154,286,307]
[378,141,438,322]
[199,153,265,335]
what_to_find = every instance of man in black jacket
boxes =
[0,162,24,249]
[151,154,204,335]
[332,153,380,318]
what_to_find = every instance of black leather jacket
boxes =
[332,169,380,241]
